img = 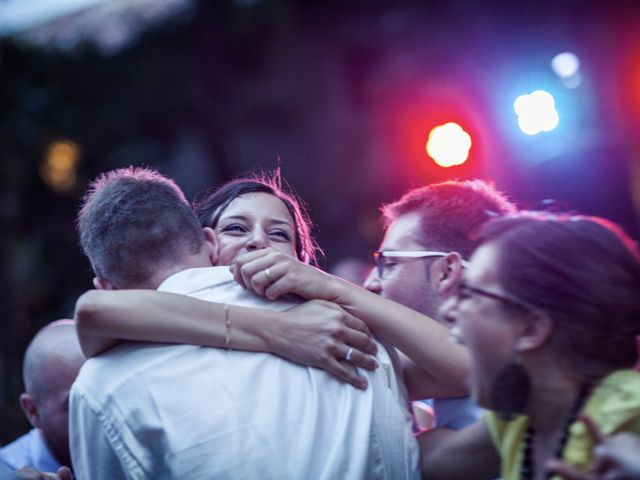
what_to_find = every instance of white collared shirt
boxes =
[70,267,419,480]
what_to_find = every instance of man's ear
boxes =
[19,393,41,429]
[434,252,465,298]
[515,312,554,353]
[93,277,115,290]
[202,227,219,266]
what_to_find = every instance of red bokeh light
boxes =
[386,82,489,184]
[628,47,640,131]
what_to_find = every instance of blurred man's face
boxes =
[37,356,83,467]
[364,212,441,318]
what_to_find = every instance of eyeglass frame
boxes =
[373,250,470,279]
[455,279,535,312]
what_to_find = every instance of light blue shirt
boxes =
[433,396,483,429]
[0,428,60,472]
[0,461,14,480]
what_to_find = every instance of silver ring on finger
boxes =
[264,267,273,284]
[345,347,354,362]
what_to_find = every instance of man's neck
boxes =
[125,252,214,290]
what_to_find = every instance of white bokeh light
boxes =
[551,52,581,78]
[426,122,472,167]
[513,90,560,135]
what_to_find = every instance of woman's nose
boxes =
[246,229,269,251]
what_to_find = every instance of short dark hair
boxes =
[381,179,516,259]
[478,212,640,376]
[77,167,204,288]
[194,170,321,265]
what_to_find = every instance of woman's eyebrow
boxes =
[220,214,249,222]
[220,214,292,228]
[269,219,294,227]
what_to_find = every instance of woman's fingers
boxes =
[233,248,334,301]
[579,414,606,445]
[548,421,640,480]
[273,300,378,387]
[13,466,74,480]
[341,343,378,371]
[342,311,373,336]
[263,264,333,301]
[57,467,74,480]
[545,459,595,480]
[232,250,289,296]
[342,326,377,356]
[324,357,369,390]
[594,433,640,479]
[230,249,272,289]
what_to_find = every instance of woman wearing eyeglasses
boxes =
[417,212,640,479]
[230,211,640,479]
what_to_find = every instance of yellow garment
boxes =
[485,370,640,480]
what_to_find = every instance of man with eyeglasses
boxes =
[363,180,516,438]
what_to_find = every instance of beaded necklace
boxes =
[520,382,591,480]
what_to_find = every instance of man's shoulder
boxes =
[79,342,193,369]
[0,428,59,472]
[0,430,32,467]
[73,342,361,407]
[72,343,199,397]
[158,266,234,294]
[72,344,302,404]
[160,266,301,312]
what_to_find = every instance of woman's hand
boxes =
[546,415,640,480]
[230,248,340,302]
[13,466,73,480]
[269,300,379,390]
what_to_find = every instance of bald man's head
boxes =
[19,320,85,467]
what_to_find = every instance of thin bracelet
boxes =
[223,303,232,351]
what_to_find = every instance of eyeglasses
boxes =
[373,250,470,279]
[454,280,534,311]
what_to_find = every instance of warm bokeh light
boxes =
[513,90,559,135]
[426,122,472,167]
[40,140,81,193]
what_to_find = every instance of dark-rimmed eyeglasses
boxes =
[455,280,534,311]
[373,250,470,279]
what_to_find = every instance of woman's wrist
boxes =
[325,274,361,310]
[256,308,289,356]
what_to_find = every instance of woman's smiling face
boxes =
[214,192,297,266]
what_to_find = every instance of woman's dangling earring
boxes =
[490,357,531,420]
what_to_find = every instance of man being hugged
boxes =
[70,167,419,480]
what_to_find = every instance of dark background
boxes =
[2,0,640,442]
